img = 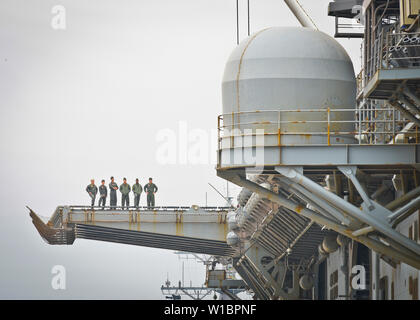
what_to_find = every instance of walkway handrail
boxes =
[217,107,413,147]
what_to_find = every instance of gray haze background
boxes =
[0,0,361,299]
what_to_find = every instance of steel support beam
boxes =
[386,185,420,210]
[402,86,420,109]
[352,226,374,237]
[389,100,420,127]
[398,94,420,115]
[388,196,420,223]
[217,170,420,269]
[338,166,375,210]
[276,167,420,257]
[278,176,352,226]
[284,0,318,29]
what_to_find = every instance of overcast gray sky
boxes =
[0,0,362,299]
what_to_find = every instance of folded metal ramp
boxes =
[29,206,237,257]
[75,224,235,256]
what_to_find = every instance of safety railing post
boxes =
[380,30,384,69]
[358,105,362,145]
[327,107,331,146]
[217,115,221,167]
[277,110,281,145]
[217,107,408,149]
[392,107,396,144]
[217,115,220,150]
[278,111,282,163]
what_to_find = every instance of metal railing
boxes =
[59,205,233,212]
[383,32,420,68]
[334,16,364,38]
[366,31,420,83]
[217,108,414,149]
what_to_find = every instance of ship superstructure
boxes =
[30,0,420,300]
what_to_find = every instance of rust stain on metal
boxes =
[253,121,272,125]
[299,134,312,140]
[295,205,304,213]
[176,211,184,236]
[175,222,184,236]
[218,223,228,242]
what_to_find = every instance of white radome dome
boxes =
[221,26,356,148]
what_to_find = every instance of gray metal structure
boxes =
[216,0,420,300]
[160,252,248,300]
[328,0,365,38]
[30,0,420,300]
[29,206,235,257]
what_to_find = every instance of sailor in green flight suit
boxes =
[120,177,131,209]
[86,179,98,207]
[144,177,158,209]
[98,179,107,208]
[132,178,143,208]
[109,176,118,209]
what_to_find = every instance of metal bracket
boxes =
[338,166,375,211]
[217,169,420,270]
[245,245,299,300]
[274,166,420,258]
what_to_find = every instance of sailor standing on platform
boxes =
[144,177,158,209]
[109,176,118,209]
[132,178,143,208]
[86,179,98,207]
[98,179,107,208]
[120,178,131,209]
